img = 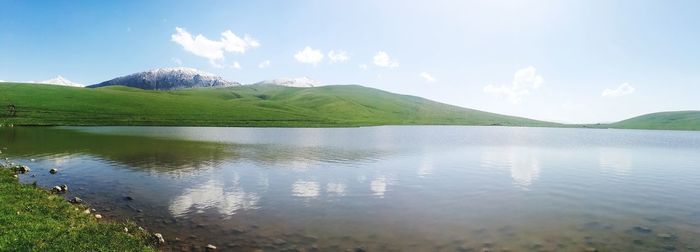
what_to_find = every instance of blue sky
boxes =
[1,0,699,123]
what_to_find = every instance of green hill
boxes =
[0,83,557,127]
[608,111,700,131]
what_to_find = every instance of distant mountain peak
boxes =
[254,77,321,87]
[89,67,239,90]
[39,75,83,87]
[145,67,216,77]
[0,75,82,87]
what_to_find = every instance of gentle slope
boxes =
[608,111,700,131]
[0,82,556,127]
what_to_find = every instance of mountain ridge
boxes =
[253,77,321,87]
[0,75,83,87]
[88,68,327,90]
[88,67,240,90]
[40,75,83,87]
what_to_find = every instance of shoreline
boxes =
[3,122,699,133]
[0,162,157,251]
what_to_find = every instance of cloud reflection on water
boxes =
[598,148,632,175]
[509,155,540,189]
[326,182,347,196]
[169,175,259,217]
[370,177,388,197]
[292,180,321,198]
[482,147,541,189]
[418,154,434,177]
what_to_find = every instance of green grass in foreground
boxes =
[0,83,558,127]
[0,167,154,251]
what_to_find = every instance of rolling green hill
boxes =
[607,111,700,131]
[0,83,558,127]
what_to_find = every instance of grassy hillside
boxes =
[608,111,700,131]
[0,83,557,127]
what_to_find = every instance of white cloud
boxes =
[220,30,260,53]
[419,72,436,83]
[171,27,225,61]
[210,61,225,69]
[171,57,182,66]
[328,50,349,63]
[171,27,259,66]
[258,60,271,69]
[232,61,241,70]
[358,64,368,70]
[483,66,544,104]
[373,51,399,68]
[294,46,324,66]
[561,101,584,110]
[602,82,635,97]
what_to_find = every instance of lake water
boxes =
[2,126,700,251]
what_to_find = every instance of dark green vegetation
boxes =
[0,167,155,251]
[607,111,700,131]
[0,83,556,127]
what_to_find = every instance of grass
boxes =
[0,83,558,127]
[1,82,697,130]
[607,110,700,131]
[0,166,155,251]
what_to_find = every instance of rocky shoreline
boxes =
[0,155,165,251]
[0,155,325,252]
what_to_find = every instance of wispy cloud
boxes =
[358,64,368,70]
[328,50,349,63]
[258,60,271,69]
[373,51,399,68]
[294,46,324,66]
[419,72,436,83]
[171,27,259,66]
[483,66,544,104]
[171,57,182,66]
[232,61,241,70]
[602,82,635,97]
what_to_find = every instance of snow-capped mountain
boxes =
[89,67,239,90]
[253,77,321,88]
[40,75,83,87]
[0,75,83,87]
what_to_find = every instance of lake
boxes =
[1,126,700,251]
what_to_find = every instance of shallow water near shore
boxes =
[2,126,700,251]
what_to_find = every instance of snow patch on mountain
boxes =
[253,77,321,87]
[0,75,83,87]
[89,67,239,90]
[40,75,83,87]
